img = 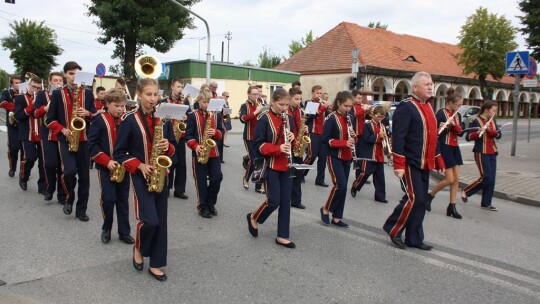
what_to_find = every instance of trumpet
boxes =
[380,122,393,166]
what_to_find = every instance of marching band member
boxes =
[94,86,106,112]
[240,85,264,193]
[383,72,445,251]
[303,85,329,187]
[46,61,96,221]
[288,87,307,209]
[350,105,387,203]
[185,89,224,218]
[164,78,190,200]
[33,72,66,203]
[114,78,176,281]
[427,88,464,218]
[0,75,23,177]
[350,90,371,185]
[221,91,232,148]
[14,76,46,193]
[247,88,297,248]
[89,88,134,244]
[462,100,501,211]
[320,91,355,228]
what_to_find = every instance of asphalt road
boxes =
[0,124,539,304]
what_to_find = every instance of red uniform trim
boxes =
[389,165,416,237]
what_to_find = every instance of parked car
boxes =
[457,105,481,129]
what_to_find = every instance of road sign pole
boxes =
[528,88,532,143]
[511,74,520,156]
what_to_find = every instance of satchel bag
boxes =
[251,157,268,183]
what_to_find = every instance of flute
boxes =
[281,112,295,178]
[438,110,459,135]
[477,115,494,138]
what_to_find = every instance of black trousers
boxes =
[58,141,90,217]
[7,125,23,172]
[20,140,46,192]
[41,139,66,201]
[168,139,187,194]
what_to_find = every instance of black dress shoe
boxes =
[209,205,218,216]
[315,182,329,187]
[291,202,306,209]
[407,242,433,251]
[8,170,15,177]
[101,230,111,243]
[390,237,406,249]
[77,214,89,222]
[246,213,258,237]
[375,199,388,203]
[173,192,188,199]
[133,247,143,271]
[365,180,371,185]
[275,238,296,249]
[58,200,66,205]
[220,160,225,164]
[224,144,230,147]
[426,193,435,212]
[148,268,167,282]
[119,234,135,244]
[63,203,73,215]
[350,187,357,198]
[199,209,212,218]
[44,192,53,201]
[255,188,266,194]
[19,179,27,191]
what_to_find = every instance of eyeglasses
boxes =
[223,95,230,98]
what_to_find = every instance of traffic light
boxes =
[349,76,357,90]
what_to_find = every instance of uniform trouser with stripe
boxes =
[324,155,351,219]
[463,153,497,207]
[218,132,224,161]
[168,139,187,194]
[7,125,22,172]
[131,173,168,268]
[354,141,363,179]
[383,165,428,246]
[59,141,90,217]
[20,140,46,192]
[351,160,386,201]
[291,156,304,205]
[97,167,130,236]
[192,157,222,211]
[252,169,293,238]
[303,133,327,184]
[243,140,261,190]
[42,139,66,201]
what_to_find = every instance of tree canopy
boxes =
[288,30,315,57]
[258,46,282,69]
[518,0,540,59]
[1,19,63,80]
[87,0,199,93]
[456,7,517,99]
[367,21,388,30]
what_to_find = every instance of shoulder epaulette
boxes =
[121,108,137,121]
[257,110,269,120]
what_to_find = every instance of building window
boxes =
[269,85,283,96]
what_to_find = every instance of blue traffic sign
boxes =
[95,63,106,77]
[506,51,529,74]
[525,58,537,79]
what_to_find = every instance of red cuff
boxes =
[166,143,175,157]
[213,130,222,141]
[488,129,498,137]
[260,142,282,156]
[34,106,46,118]
[48,121,64,135]
[452,124,462,134]
[123,157,142,175]
[435,154,445,170]
[24,105,33,116]
[393,152,406,170]
[92,152,112,168]
[329,139,348,149]
[467,131,479,141]
[0,101,14,111]
[187,139,199,150]
[241,113,256,122]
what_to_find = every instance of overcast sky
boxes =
[0,0,530,75]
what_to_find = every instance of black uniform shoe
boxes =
[119,234,135,244]
[8,170,15,177]
[209,205,218,216]
[101,230,111,243]
[44,192,53,201]
[291,203,306,209]
[58,200,66,205]
[199,209,212,218]
[426,193,435,212]
[63,203,73,215]
[148,269,167,282]
[19,179,27,191]
[375,199,388,204]
[275,238,296,249]
[350,187,357,198]
[133,247,143,271]
[315,182,329,187]
[77,214,89,222]
[242,155,249,169]
[407,242,433,251]
[246,213,258,237]
[173,192,188,199]
[365,180,371,185]
[390,237,406,249]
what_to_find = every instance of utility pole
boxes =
[225,31,232,63]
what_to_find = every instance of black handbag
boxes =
[251,157,268,183]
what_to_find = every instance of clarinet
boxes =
[281,112,295,178]
[346,115,359,169]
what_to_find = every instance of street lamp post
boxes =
[168,0,211,85]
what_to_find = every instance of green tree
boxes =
[518,0,540,59]
[87,0,199,94]
[456,7,517,99]
[0,69,10,90]
[240,60,256,67]
[1,19,63,80]
[367,21,388,29]
[288,30,315,57]
[258,46,282,69]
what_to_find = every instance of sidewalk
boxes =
[432,137,540,207]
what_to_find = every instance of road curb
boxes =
[430,172,540,208]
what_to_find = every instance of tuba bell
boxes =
[134,54,162,79]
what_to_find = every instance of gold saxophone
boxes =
[292,112,310,157]
[110,163,126,182]
[147,118,172,193]
[68,85,86,152]
[197,112,216,164]
[173,120,186,142]
[8,111,18,126]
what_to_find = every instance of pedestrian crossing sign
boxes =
[506,51,529,74]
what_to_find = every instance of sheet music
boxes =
[49,85,62,94]
[183,83,200,98]
[18,81,29,94]
[223,108,232,115]
[208,99,226,112]
[74,72,95,86]
[155,103,189,120]
[304,101,319,115]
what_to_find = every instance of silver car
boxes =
[457,105,481,129]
